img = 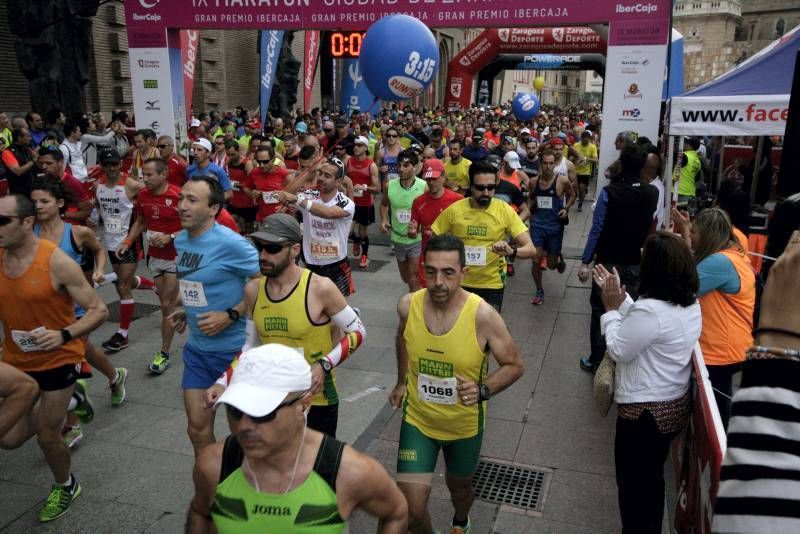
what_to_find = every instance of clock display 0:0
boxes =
[330,32,365,58]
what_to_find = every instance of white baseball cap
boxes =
[215,344,311,417]
[503,151,521,169]
[192,138,213,152]
[520,127,531,134]
[354,135,369,146]
[190,118,201,128]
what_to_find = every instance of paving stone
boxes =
[0,481,43,530]
[540,468,621,531]
[493,510,605,533]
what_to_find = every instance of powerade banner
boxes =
[507,53,605,70]
[259,30,284,126]
[304,31,320,112]
[340,59,381,117]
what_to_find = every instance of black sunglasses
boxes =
[256,159,272,165]
[385,134,398,138]
[254,241,290,254]
[0,215,25,226]
[225,395,302,424]
[473,184,497,192]
[157,144,171,149]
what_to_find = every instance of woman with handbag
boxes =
[673,207,756,429]
[595,232,701,533]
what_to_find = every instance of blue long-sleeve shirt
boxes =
[581,188,608,264]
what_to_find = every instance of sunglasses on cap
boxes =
[225,394,304,424]
[472,183,497,192]
[253,241,291,254]
[0,215,26,226]
[328,156,344,169]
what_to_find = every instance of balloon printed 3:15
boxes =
[359,14,440,101]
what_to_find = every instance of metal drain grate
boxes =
[105,301,162,323]
[472,459,548,512]
[348,257,389,273]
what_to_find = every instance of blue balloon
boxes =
[512,93,541,121]
[360,15,439,102]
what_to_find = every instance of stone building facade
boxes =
[673,0,800,91]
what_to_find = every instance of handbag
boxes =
[593,353,615,416]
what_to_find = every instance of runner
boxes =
[492,153,531,278]
[94,149,150,353]
[205,213,367,437]
[169,177,259,454]
[37,146,92,226]
[519,138,540,181]
[278,158,356,298]
[156,135,188,188]
[444,139,471,195]
[381,149,427,292]
[188,345,408,533]
[431,160,536,312]
[529,149,575,305]
[408,158,462,288]
[573,131,598,211]
[31,177,128,447]
[347,136,380,269]
[0,194,108,522]
[375,126,402,190]
[389,234,524,534]
[223,139,256,234]
[117,158,182,374]
[187,138,233,200]
[243,145,291,223]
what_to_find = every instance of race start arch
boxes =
[124,0,672,176]
[445,27,607,108]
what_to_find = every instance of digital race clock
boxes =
[329,32,366,58]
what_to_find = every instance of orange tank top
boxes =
[698,247,755,366]
[0,239,85,371]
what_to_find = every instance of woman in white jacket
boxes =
[594,231,702,533]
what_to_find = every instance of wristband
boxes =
[61,329,73,344]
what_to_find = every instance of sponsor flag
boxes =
[259,30,284,125]
[180,30,199,126]
[340,58,380,117]
[303,31,320,112]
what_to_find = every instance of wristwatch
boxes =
[509,244,518,257]
[60,329,73,345]
[319,359,333,373]
[478,383,491,401]
[169,233,176,240]
[225,308,240,321]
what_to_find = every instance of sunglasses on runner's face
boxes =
[472,184,497,192]
[157,144,170,149]
[225,396,302,424]
[257,159,272,165]
[385,134,398,138]
[0,215,25,226]
[254,242,290,254]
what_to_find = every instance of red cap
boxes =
[421,159,445,179]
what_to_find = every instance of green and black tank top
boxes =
[211,434,346,533]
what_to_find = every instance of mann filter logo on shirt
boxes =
[263,317,288,332]
[467,225,487,237]
[251,504,291,516]
[419,358,453,378]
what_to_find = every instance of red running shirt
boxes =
[135,184,182,259]
[346,156,375,207]
[244,166,290,221]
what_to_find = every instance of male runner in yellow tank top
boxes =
[388,233,525,534]
[205,213,366,438]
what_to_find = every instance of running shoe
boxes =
[506,263,515,276]
[531,289,544,305]
[149,351,170,375]
[451,517,471,534]
[579,356,599,374]
[37,481,81,522]
[557,258,567,274]
[73,380,94,424]
[62,425,83,448]
[353,241,361,257]
[102,332,129,353]
[359,255,369,269]
[110,367,128,406]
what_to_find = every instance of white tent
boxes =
[669,25,800,137]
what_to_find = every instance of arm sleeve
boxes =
[323,305,367,367]
[581,188,608,264]
[601,297,660,363]
[697,253,740,296]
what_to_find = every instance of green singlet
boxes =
[211,434,346,533]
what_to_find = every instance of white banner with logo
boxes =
[598,43,667,183]
[669,94,789,136]
[130,47,176,139]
